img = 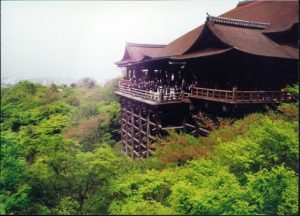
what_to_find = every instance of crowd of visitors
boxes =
[120,78,196,95]
[131,80,182,94]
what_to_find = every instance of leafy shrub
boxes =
[154,131,212,165]
[64,114,110,151]
[215,114,298,179]
[168,160,253,215]
[246,165,298,214]
[193,112,234,131]
[277,103,298,119]
[286,83,299,99]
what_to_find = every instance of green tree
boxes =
[246,165,298,214]
[215,114,298,181]
[0,131,31,214]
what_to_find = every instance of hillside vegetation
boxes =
[1,80,298,215]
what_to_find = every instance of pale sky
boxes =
[1,0,239,84]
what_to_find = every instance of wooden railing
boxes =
[118,81,181,103]
[190,86,293,104]
[118,80,293,104]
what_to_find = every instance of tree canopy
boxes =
[1,81,298,215]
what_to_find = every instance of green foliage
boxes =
[286,83,299,99]
[2,184,31,214]
[193,111,234,130]
[109,159,255,215]
[246,165,298,214]
[99,78,120,102]
[1,131,26,190]
[109,198,175,215]
[0,131,31,214]
[215,114,298,179]
[64,114,109,151]
[65,145,124,214]
[72,102,99,121]
[0,79,124,214]
[278,84,299,119]
[35,114,70,135]
[1,81,298,215]
[168,160,253,215]
[97,101,120,140]
[1,81,68,132]
[278,102,298,119]
[64,101,120,151]
[154,131,211,165]
[109,168,179,214]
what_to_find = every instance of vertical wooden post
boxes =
[126,68,129,79]
[155,109,161,136]
[120,104,124,154]
[129,69,132,79]
[131,102,135,159]
[280,89,286,101]
[183,114,187,133]
[146,110,150,158]
[138,104,142,157]
[159,91,163,103]
[232,87,237,102]
[125,103,129,156]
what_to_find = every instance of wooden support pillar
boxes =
[125,104,129,156]
[182,114,187,133]
[138,104,142,157]
[232,87,238,102]
[155,110,161,136]
[126,68,129,79]
[131,101,135,159]
[119,97,191,159]
[146,110,150,158]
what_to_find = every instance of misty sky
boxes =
[1,0,239,84]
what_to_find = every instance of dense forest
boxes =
[1,79,298,215]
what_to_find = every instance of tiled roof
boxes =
[116,0,299,65]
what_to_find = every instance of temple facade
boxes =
[115,1,299,159]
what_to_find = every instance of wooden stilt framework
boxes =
[119,96,213,159]
[120,97,161,159]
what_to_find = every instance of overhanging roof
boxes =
[115,43,166,66]
[207,22,298,59]
[115,0,299,66]
[159,1,299,58]
[171,20,299,61]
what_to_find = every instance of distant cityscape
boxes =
[1,76,112,87]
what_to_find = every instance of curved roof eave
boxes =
[171,46,298,61]
[207,22,299,60]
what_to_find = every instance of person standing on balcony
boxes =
[181,79,186,92]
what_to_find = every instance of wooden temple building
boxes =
[115,1,299,159]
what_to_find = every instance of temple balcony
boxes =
[115,80,182,105]
[116,80,294,105]
[185,85,294,104]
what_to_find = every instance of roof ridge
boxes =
[207,14,270,29]
[126,42,166,48]
[236,0,254,8]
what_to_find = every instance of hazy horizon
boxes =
[1,0,239,84]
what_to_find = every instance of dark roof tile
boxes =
[116,1,299,64]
